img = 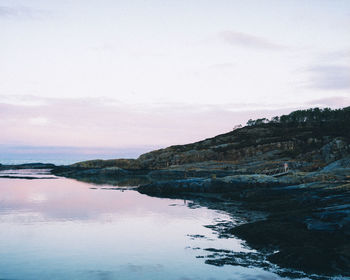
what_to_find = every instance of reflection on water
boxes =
[0,171,301,280]
[67,174,152,187]
[0,168,56,179]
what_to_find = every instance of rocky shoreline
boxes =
[2,159,349,277]
[136,166,350,277]
[3,110,350,278]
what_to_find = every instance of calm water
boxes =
[0,146,155,165]
[0,170,308,280]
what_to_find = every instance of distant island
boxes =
[1,106,350,277]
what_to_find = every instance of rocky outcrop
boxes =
[133,125,349,171]
[0,163,56,170]
[71,158,141,169]
[138,174,303,196]
[320,138,350,163]
[138,168,350,276]
[63,122,350,175]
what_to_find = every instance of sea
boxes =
[0,169,316,280]
[0,146,157,165]
[0,147,345,279]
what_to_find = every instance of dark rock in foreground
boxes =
[138,170,350,277]
[138,174,297,195]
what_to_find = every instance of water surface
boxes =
[0,171,308,280]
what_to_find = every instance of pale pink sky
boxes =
[1,95,349,149]
[1,0,349,152]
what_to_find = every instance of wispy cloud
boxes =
[1,95,347,148]
[306,65,350,90]
[0,5,48,19]
[208,63,235,69]
[219,30,287,51]
[0,6,24,17]
[29,117,50,126]
[0,95,48,106]
[0,95,300,148]
[325,49,350,60]
[91,43,118,52]
[307,96,350,108]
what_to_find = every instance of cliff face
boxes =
[136,123,350,277]
[71,122,350,172]
[137,123,350,171]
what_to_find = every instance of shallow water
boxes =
[0,171,309,280]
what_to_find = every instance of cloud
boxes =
[0,6,47,19]
[0,95,48,106]
[307,65,350,90]
[0,95,299,148]
[3,95,347,149]
[307,96,350,108]
[209,63,235,69]
[219,30,287,50]
[0,6,21,17]
[29,117,49,126]
[91,43,117,52]
[325,49,350,60]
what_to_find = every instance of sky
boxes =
[1,0,350,157]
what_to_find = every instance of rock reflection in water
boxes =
[0,175,306,280]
